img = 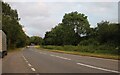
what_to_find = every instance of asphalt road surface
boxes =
[2,47,120,74]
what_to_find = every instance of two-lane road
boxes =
[2,47,120,74]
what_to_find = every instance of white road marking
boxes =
[77,63,120,73]
[26,60,28,63]
[31,68,36,71]
[22,55,27,61]
[50,54,56,57]
[60,57,71,60]
[50,54,71,60]
[28,64,32,67]
[38,52,47,54]
[22,55,36,72]
[55,56,71,60]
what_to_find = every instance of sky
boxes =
[3,0,119,38]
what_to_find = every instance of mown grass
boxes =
[39,45,120,60]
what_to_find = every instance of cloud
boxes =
[3,0,120,2]
[4,1,118,37]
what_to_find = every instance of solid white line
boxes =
[77,63,120,73]
[31,68,36,71]
[28,63,31,66]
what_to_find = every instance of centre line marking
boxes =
[26,60,28,63]
[22,56,27,61]
[22,54,36,72]
[31,68,36,71]
[77,63,120,73]
[28,64,32,67]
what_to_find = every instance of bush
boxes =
[43,45,119,55]
[43,45,63,50]
[79,39,99,46]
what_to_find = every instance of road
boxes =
[2,47,120,74]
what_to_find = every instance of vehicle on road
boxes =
[0,30,7,58]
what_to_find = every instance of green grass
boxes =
[38,45,120,60]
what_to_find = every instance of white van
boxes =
[0,30,7,58]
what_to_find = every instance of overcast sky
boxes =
[3,0,119,38]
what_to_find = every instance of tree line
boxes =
[43,11,120,47]
[2,1,120,50]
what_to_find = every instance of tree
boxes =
[30,36,43,45]
[44,11,90,45]
[62,11,90,45]
[2,2,28,49]
[62,11,90,36]
[96,21,120,45]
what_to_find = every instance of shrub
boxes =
[43,45,119,55]
[79,38,99,46]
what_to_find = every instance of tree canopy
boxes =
[44,11,90,45]
[29,36,43,45]
[2,1,29,49]
[2,1,120,49]
[44,12,120,47]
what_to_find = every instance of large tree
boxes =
[96,21,120,45]
[62,11,90,36]
[2,2,28,49]
[44,11,90,45]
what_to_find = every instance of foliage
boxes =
[2,1,120,54]
[62,11,90,36]
[29,36,43,45]
[2,2,29,49]
[43,45,119,55]
[44,11,90,45]
[79,38,99,46]
[96,21,120,46]
[43,11,120,54]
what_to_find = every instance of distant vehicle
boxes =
[0,30,7,58]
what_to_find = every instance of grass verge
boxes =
[37,45,119,60]
[8,48,24,52]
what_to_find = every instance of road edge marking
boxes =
[50,54,71,60]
